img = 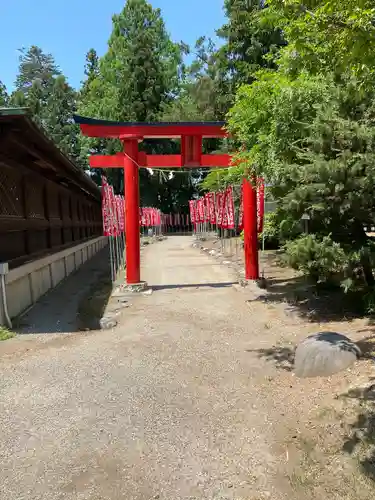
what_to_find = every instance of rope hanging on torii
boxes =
[73,115,260,285]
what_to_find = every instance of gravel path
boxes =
[0,236,371,499]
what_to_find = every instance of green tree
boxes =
[15,45,60,96]
[0,81,8,106]
[100,0,182,122]
[162,37,227,122]
[78,0,185,205]
[216,0,285,97]
[265,0,375,82]
[10,46,80,162]
[225,1,375,291]
[80,48,100,103]
[44,75,80,160]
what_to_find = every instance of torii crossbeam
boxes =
[74,115,259,285]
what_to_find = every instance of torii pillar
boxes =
[73,115,259,285]
[123,137,141,283]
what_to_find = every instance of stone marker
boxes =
[294,332,362,378]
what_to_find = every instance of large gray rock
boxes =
[294,332,362,378]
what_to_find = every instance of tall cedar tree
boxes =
[15,45,61,96]
[78,0,185,206]
[216,0,285,98]
[44,75,80,160]
[100,0,181,122]
[11,46,80,162]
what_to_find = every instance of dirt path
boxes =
[0,236,374,499]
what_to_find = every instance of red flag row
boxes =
[162,213,191,227]
[102,176,190,235]
[189,186,236,229]
[140,207,162,227]
[101,176,125,237]
[189,179,265,232]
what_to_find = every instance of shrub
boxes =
[283,234,348,285]
[259,211,280,249]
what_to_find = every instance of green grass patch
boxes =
[0,326,15,341]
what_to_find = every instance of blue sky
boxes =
[1,0,226,92]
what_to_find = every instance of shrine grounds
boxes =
[0,236,374,500]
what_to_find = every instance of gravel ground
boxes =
[0,236,374,499]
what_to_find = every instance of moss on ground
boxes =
[0,326,15,341]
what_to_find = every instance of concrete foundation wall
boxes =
[0,237,108,326]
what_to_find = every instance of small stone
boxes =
[143,289,153,296]
[117,297,129,304]
[119,302,130,308]
[99,317,118,330]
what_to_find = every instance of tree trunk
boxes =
[351,222,375,287]
[361,252,374,287]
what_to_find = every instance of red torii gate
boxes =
[73,115,259,285]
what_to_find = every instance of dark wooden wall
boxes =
[0,163,102,268]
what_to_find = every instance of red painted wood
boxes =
[192,136,202,166]
[181,135,187,166]
[201,154,231,167]
[123,139,141,284]
[90,154,124,168]
[90,153,231,169]
[80,123,227,139]
[243,177,259,280]
[143,155,183,167]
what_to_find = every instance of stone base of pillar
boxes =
[118,281,149,293]
[239,277,267,289]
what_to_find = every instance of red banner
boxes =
[188,180,265,232]
[189,201,196,225]
[205,193,216,225]
[196,199,205,223]
[101,176,111,236]
[139,207,164,227]
[110,187,120,236]
[209,193,216,225]
[116,196,125,233]
[225,186,235,229]
[101,178,120,237]
[216,192,225,227]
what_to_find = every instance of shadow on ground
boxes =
[251,273,370,323]
[248,334,375,374]
[151,282,237,291]
[247,344,295,371]
[341,380,375,483]
[15,247,114,334]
